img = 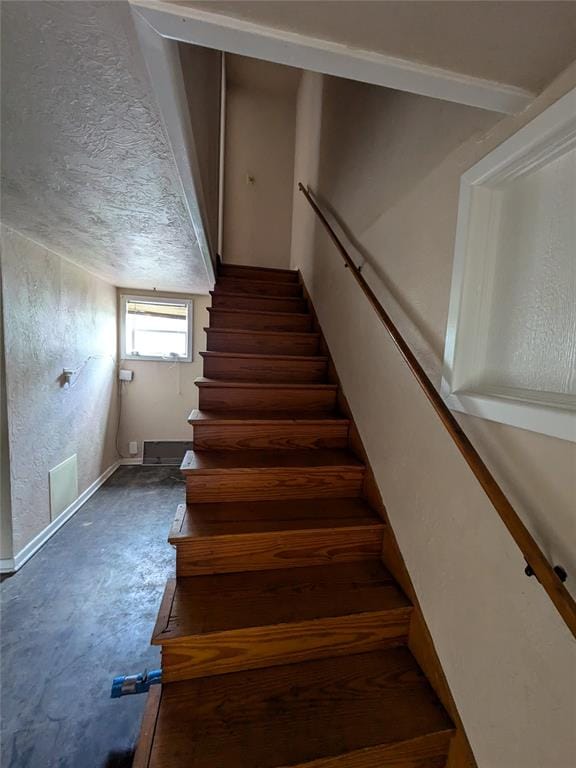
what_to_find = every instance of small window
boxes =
[120,295,193,362]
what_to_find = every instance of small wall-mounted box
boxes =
[119,369,134,382]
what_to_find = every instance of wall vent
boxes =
[143,441,192,466]
[49,455,78,521]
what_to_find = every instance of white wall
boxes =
[1,227,118,557]
[291,65,576,768]
[117,291,209,456]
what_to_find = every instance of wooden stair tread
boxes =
[200,352,328,384]
[137,261,456,767]
[152,561,410,641]
[210,290,305,303]
[205,327,319,338]
[200,350,328,363]
[181,449,364,473]
[207,307,311,319]
[219,263,299,282]
[170,498,383,540]
[195,377,337,390]
[189,409,348,425]
[215,278,303,297]
[146,648,454,768]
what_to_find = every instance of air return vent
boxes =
[143,441,192,466]
[49,455,78,520]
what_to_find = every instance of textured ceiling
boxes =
[180,1,576,92]
[1,1,211,294]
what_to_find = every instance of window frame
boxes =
[119,293,194,363]
[442,87,576,443]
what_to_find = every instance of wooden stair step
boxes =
[181,449,365,502]
[207,307,313,332]
[153,561,412,682]
[200,351,328,383]
[143,648,454,768]
[169,498,384,575]
[211,291,308,314]
[219,263,299,283]
[205,327,320,355]
[196,378,338,412]
[215,277,303,297]
[189,409,349,450]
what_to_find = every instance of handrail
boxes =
[298,182,576,639]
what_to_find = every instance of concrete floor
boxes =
[1,466,184,768]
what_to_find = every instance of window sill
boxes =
[442,385,576,443]
[121,356,193,364]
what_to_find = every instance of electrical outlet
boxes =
[128,441,138,455]
[119,369,133,382]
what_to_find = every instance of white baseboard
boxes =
[1,460,121,575]
[118,457,143,465]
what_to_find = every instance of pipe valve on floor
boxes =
[111,668,162,698]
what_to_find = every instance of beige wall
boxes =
[223,56,298,268]
[290,71,324,271]
[179,43,222,255]
[1,228,118,556]
[117,291,209,457]
[291,68,576,767]
[182,1,576,93]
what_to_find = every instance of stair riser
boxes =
[192,423,349,450]
[202,355,328,383]
[198,385,338,412]
[175,527,384,575]
[185,468,364,503]
[219,265,299,283]
[208,309,312,332]
[211,293,307,313]
[215,279,302,297]
[206,330,320,356]
[160,609,411,683]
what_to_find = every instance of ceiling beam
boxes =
[131,0,534,114]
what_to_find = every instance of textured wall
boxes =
[291,67,576,767]
[485,146,576,394]
[1,1,210,294]
[117,291,210,456]
[1,228,118,555]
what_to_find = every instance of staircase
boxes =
[135,263,455,768]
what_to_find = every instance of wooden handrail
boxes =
[298,182,576,639]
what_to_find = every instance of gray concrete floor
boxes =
[1,466,184,768]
